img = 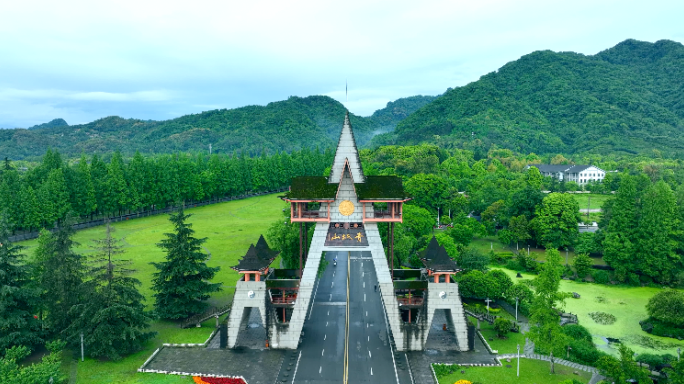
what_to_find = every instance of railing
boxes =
[396,296,424,306]
[180,303,232,329]
[365,211,401,219]
[300,211,327,219]
[271,295,297,305]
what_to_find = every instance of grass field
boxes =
[495,268,684,357]
[471,236,606,266]
[436,358,592,384]
[467,314,526,354]
[571,193,611,211]
[19,193,285,384]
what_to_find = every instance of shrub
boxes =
[494,318,511,337]
[640,317,684,340]
[432,363,458,377]
[505,260,522,271]
[572,252,593,278]
[562,324,592,343]
[491,251,514,265]
[635,353,677,371]
[567,338,609,366]
[486,269,513,299]
[646,289,684,327]
[592,270,610,284]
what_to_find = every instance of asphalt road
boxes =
[292,250,398,384]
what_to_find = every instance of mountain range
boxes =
[2,38,683,160]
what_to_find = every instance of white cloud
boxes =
[0,0,682,125]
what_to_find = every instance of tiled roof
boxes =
[355,176,410,200]
[420,236,460,272]
[232,237,278,272]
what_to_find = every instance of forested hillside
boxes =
[382,39,684,156]
[0,95,435,160]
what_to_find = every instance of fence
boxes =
[9,188,288,243]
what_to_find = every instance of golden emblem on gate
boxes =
[338,200,354,216]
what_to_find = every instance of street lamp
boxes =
[517,344,520,377]
[485,298,492,314]
[515,297,519,322]
[677,347,681,361]
[567,346,572,359]
[565,247,569,266]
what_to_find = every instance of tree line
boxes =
[0,147,332,232]
[1,206,221,382]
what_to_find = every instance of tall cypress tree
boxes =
[66,223,156,360]
[151,207,221,319]
[602,175,639,282]
[0,216,42,355]
[33,219,85,336]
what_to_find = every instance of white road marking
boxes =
[319,366,322,374]
[324,334,327,340]
[326,321,328,327]
[362,272,364,278]
[371,367,373,375]
[329,294,332,301]
[366,311,368,317]
[369,351,371,358]
[361,262,363,267]
[327,310,329,316]
[363,282,365,288]
[368,336,369,342]
[322,349,325,356]
[332,282,334,288]
[364,294,366,302]
[366,323,368,328]
[291,351,302,384]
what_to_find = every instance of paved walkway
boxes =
[144,347,285,384]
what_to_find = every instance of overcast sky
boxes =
[1,0,682,128]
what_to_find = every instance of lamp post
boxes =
[565,247,569,266]
[517,344,520,377]
[485,298,492,314]
[567,346,572,359]
[677,347,681,361]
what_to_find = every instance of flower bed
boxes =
[193,376,247,384]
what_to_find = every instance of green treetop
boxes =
[151,207,221,319]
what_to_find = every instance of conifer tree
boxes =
[0,216,42,355]
[528,249,570,361]
[151,207,221,319]
[33,218,85,335]
[602,175,639,282]
[66,223,155,359]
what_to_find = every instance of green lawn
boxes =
[19,193,285,384]
[495,268,684,357]
[467,315,526,354]
[436,358,592,384]
[570,193,611,211]
[472,236,606,266]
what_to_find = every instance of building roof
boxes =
[355,176,410,200]
[255,235,279,260]
[284,176,338,200]
[328,112,365,184]
[232,239,278,272]
[529,164,596,174]
[420,236,461,273]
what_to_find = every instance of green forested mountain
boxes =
[383,39,684,156]
[0,95,435,160]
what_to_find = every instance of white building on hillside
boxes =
[527,164,606,185]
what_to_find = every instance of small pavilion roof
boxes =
[420,236,461,273]
[232,238,278,272]
[255,235,279,260]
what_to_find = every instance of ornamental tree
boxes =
[151,207,221,319]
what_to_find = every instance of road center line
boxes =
[324,334,327,340]
[322,349,325,356]
[369,350,371,358]
[326,321,328,327]
[364,293,366,302]
[319,366,322,374]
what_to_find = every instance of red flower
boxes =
[34,315,38,319]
